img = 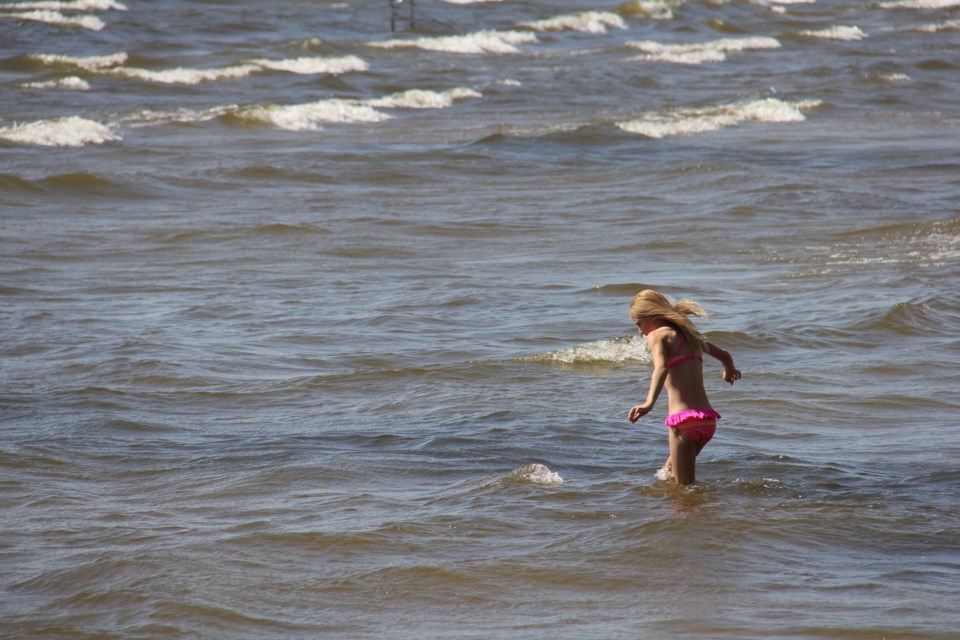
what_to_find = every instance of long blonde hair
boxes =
[629,289,708,351]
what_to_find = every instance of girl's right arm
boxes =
[703,341,741,385]
[629,331,669,422]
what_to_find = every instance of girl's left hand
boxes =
[629,404,652,423]
[722,367,742,384]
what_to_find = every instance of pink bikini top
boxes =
[664,330,702,369]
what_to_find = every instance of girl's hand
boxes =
[722,366,741,385]
[629,403,652,423]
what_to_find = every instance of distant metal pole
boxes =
[389,0,414,32]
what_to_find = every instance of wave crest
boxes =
[522,11,627,34]
[524,336,649,365]
[370,30,538,54]
[617,97,821,139]
[0,116,120,147]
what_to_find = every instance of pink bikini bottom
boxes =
[665,409,721,446]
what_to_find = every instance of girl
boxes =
[627,290,741,485]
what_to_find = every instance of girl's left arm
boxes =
[703,340,741,385]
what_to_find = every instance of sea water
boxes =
[2,0,959,638]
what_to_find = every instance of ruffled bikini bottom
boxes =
[665,409,721,446]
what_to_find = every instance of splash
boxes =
[525,336,650,365]
[511,463,563,485]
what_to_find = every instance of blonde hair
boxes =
[629,289,708,351]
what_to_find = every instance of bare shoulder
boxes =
[647,326,675,350]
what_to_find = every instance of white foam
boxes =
[33,53,367,85]
[29,52,127,70]
[249,55,368,75]
[617,98,821,139]
[877,72,910,82]
[512,463,563,485]
[119,105,236,128]
[0,0,126,9]
[106,63,262,84]
[628,36,781,65]
[19,75,90,90]
[912,19,960,31]
[528,336,650,365]
[370,30,538,54]
[0,116,120,146]
[0,9,104,29]
[522,11,627,34]
[235,99,391,132]
[799,25,867,40]
[880,0,960,7]
[365,87,481,109]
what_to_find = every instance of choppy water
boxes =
[2,0,959,638]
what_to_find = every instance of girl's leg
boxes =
[668,427,698,485]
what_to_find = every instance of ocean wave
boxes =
[366,87,481,109]
[880,0,960,8]
[118,105,236,128]
[369,30,538,54]
[522,336,649,365]
[248,55,368,75]
[27,52,367,85]
[585,283,652,297]
[230,99,391,131]
[616,0,675,20]
[855,300,960,337]
[799,26,868,40]
[911,19,960,32]
[200,87,478,131]
[0,8,104,29]
[18,75,90,90]
[0,0,126,9]
[521,11,626,34]
[0,116,120,147]
[28,51,127,70]
[616,97,821,139]
[627,36,781,65]
[105,62,261,84]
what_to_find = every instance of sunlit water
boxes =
[2,0,959,638]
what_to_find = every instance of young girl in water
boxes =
[627,290,741,485]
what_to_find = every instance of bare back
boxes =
[647,327,714,414]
